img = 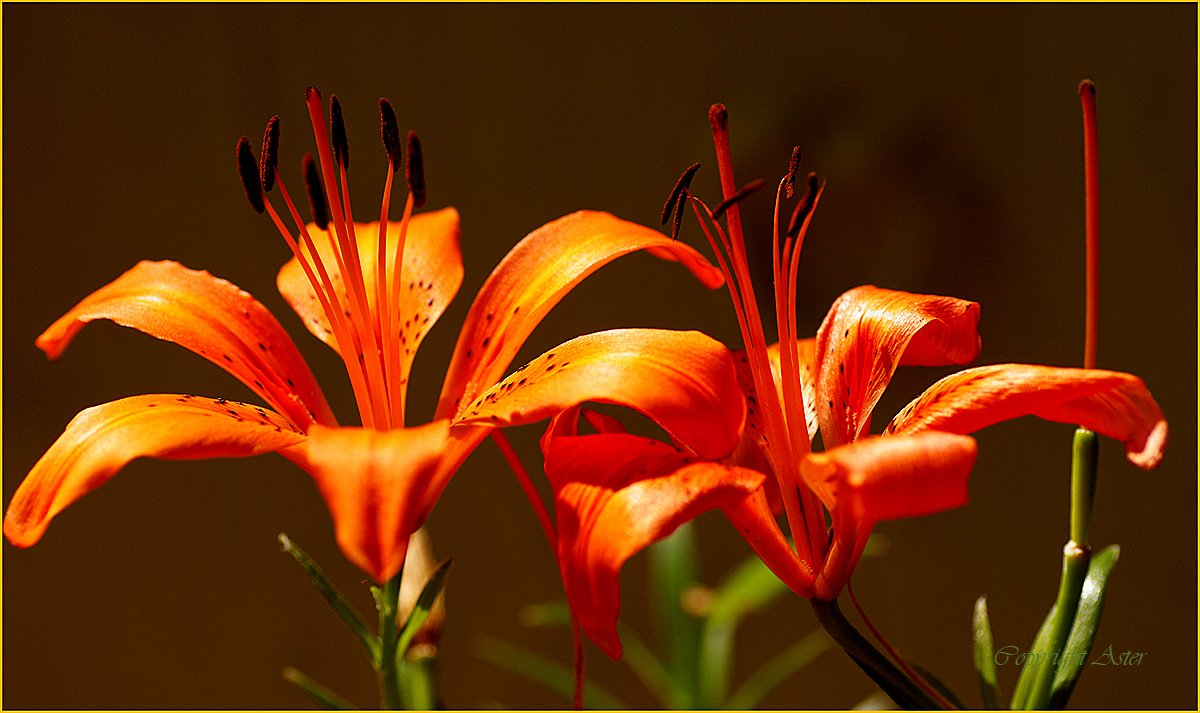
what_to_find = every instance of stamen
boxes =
[786,172,820,238]
[235,137,264,213]
[330,95,350,171]
[302,153,330,230]
[669,190,687,240]
[712,178,765,221]
[1079,79,1099,370]
[708,103,728,132]
[259,116,281,192]
[406,131,426,208]
[785,146,802,199]
[660,162,701,225]
[379,98,403,171]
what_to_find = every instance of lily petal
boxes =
[455,329,744,460]
[298,420,452,583]
[436,211,724,419]
[801,431,978,524]
[37,260,335,429]
[814,285,981,448]
[545,433,764,658]
[884,364,1168,469]
[277,209,463,388]
[4,395,305,548]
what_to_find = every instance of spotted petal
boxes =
[814,285,981,447]
[436,211,724,419]
[455,329,744,460]
[37,260,335,429]
[4,395,304,548]
[545,433,765,658]
[277,208,463,395]
[884,364,1168,469]
[297,421,453,583]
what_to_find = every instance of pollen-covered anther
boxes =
[712,178,765,221]
[330,95,350,171]
[786,172,820,238]
[302,153,330,230]
[236,137,265,213]
[259,116,281,192]
[660,162,702,225]
[406,131,426,208]
[785,146,802,198]
[379,98,403,171]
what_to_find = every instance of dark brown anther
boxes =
[785,146,802,199]
[712,178,765,221]
[236,137,264,213]
[329,95,349,171]
[379,98,402,172]
[708,103,728,132]
[259,116,280,192]
[786,172,820,238]
[406,131,426,208]
[302,153,330,230]
[660,162,701,225]
[669,192,687,240]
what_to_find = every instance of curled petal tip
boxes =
[1129,419,1168,470]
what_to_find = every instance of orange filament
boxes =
[491,430,557,550]
[387,192,416,424]
[376,166,396,418]
[1080,80,1099,370]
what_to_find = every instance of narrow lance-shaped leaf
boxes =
[279,533,380,665]
[283,666,359,710]
[725,629,832,710]
[973,596,1003,709]
[475,637,629,709]
[1048,545,1120,708]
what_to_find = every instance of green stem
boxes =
[377,573,404,710]
[1022,429,1098,709]
[810,598,938,710]
[402,653,439,710]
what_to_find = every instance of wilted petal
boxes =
[885,364,1168,469]
[545,433,764,658]
[436,211,724,419]
[456,329,744,460]
[300,421,452,583]
[37,260,335,428]
[814,285,981,447]
[5,395,304,547]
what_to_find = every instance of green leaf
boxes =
[476,636,628,709]
[647,521,702,708]
[395,558,453,660]
[1010,600,1055,710]
[282,666,358,710]
[724,628,831,709]
[520,601,680,707]
[279,534,380,664]
[972,596,1003,709]
[1048,545,1120,708]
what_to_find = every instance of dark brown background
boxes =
[3,4,1195,710]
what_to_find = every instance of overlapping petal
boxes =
[37,260,335,429]
[456,329,745,460]
[884,364,1168,469]
[4,395,304,547]
[277,208,463,390]
[436,211,725,419]
[544,433,765,658]
[800,431,978,524]
[813,285,981,447]
[298,420,452,583]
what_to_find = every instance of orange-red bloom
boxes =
[539,105,1168,658]
[3,89,734,586]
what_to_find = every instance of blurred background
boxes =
[3,4,1195,709]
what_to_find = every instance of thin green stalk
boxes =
[377,572,404,710]
[1021,429,1098,709]
[811,598,939,710]
[283,666,359,710]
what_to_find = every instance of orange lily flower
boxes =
[3,87,736,587]
[534,104,1167,657]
